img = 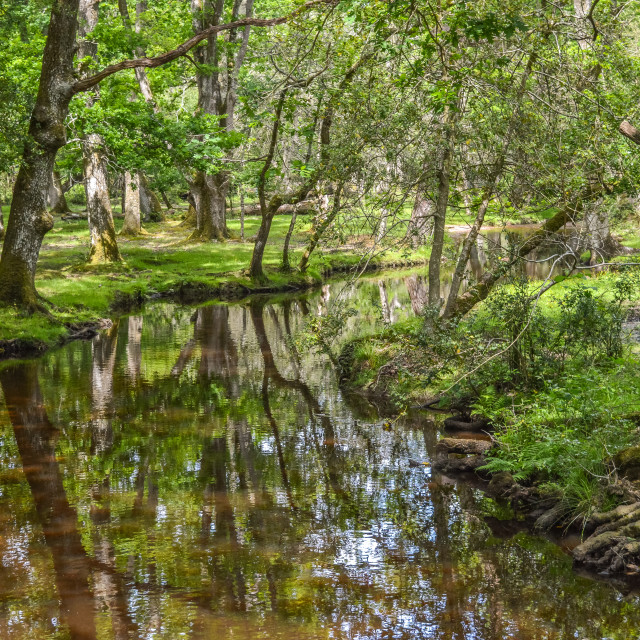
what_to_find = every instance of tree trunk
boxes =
[189,171,230,240]
[249,208,278,281]
[377,207,388,243]
[0,0,80,309]
[0,204,4,240]
[200,172,230,240]
[428,109,456,308]
[84,134,122,263]
[48,170,71,213]
[240,190,245,241]
[121,171,142,236]
[79,0,122,265]
[180,203,197,228]
[574,0,592,50]
[379,281,391,324]
[405,274,428,315]
[160,189,172,210]
[139,173,164,222]
[189,0,252,243]
[298,191,341,273]
[281,207,298,271]
[406,190,433,247]
[584,201,621,264]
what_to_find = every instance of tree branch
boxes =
[619,120,640,146]
[71,0,337,94]
[587,0,601,41]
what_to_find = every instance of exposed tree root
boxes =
[431,433,640,577]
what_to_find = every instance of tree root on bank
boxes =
[433,437,494,473]
[431,434,640,577]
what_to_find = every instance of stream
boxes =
[1,267,640,639]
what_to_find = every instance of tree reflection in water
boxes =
[1,275,640,639]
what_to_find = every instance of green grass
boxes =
[0,208,428,353]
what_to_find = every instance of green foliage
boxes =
[478,361,640,519]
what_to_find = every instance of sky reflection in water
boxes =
[0,271,639,640]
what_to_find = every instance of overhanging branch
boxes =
[71,0,337,94]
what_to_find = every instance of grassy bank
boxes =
[340,266,640,523]
[0,207,427,357]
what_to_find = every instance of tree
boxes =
[78,0,122,264]
[0,0,336,309]
[0,0,81,309]
[188,0,254,241]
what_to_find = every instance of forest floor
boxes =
[0,206,427,356]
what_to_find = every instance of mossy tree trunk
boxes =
[0,0,80,309]
[84,134,122,263]
[139,173,164,222]
[179,203,197,228]
[79,0,122,264]
[198,172,230,241]
[121,171,142,236]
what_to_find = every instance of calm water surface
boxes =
[0,273,639,640]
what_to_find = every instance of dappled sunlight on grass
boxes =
[0,210,426,348]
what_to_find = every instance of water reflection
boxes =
[0,364,98,639]
[0,275,639,639]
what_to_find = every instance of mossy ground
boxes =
[0,205,428,354]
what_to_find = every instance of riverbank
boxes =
[339,265,640,577]
[0,210,427,359]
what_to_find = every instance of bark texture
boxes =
[121,171,142,236]
[0,0,80,308]
[47,170,71,213]
[79,0,122,264]
[84,134,122,263]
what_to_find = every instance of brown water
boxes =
[1,274,639,640]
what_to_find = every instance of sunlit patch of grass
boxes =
[0,210,426,349]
